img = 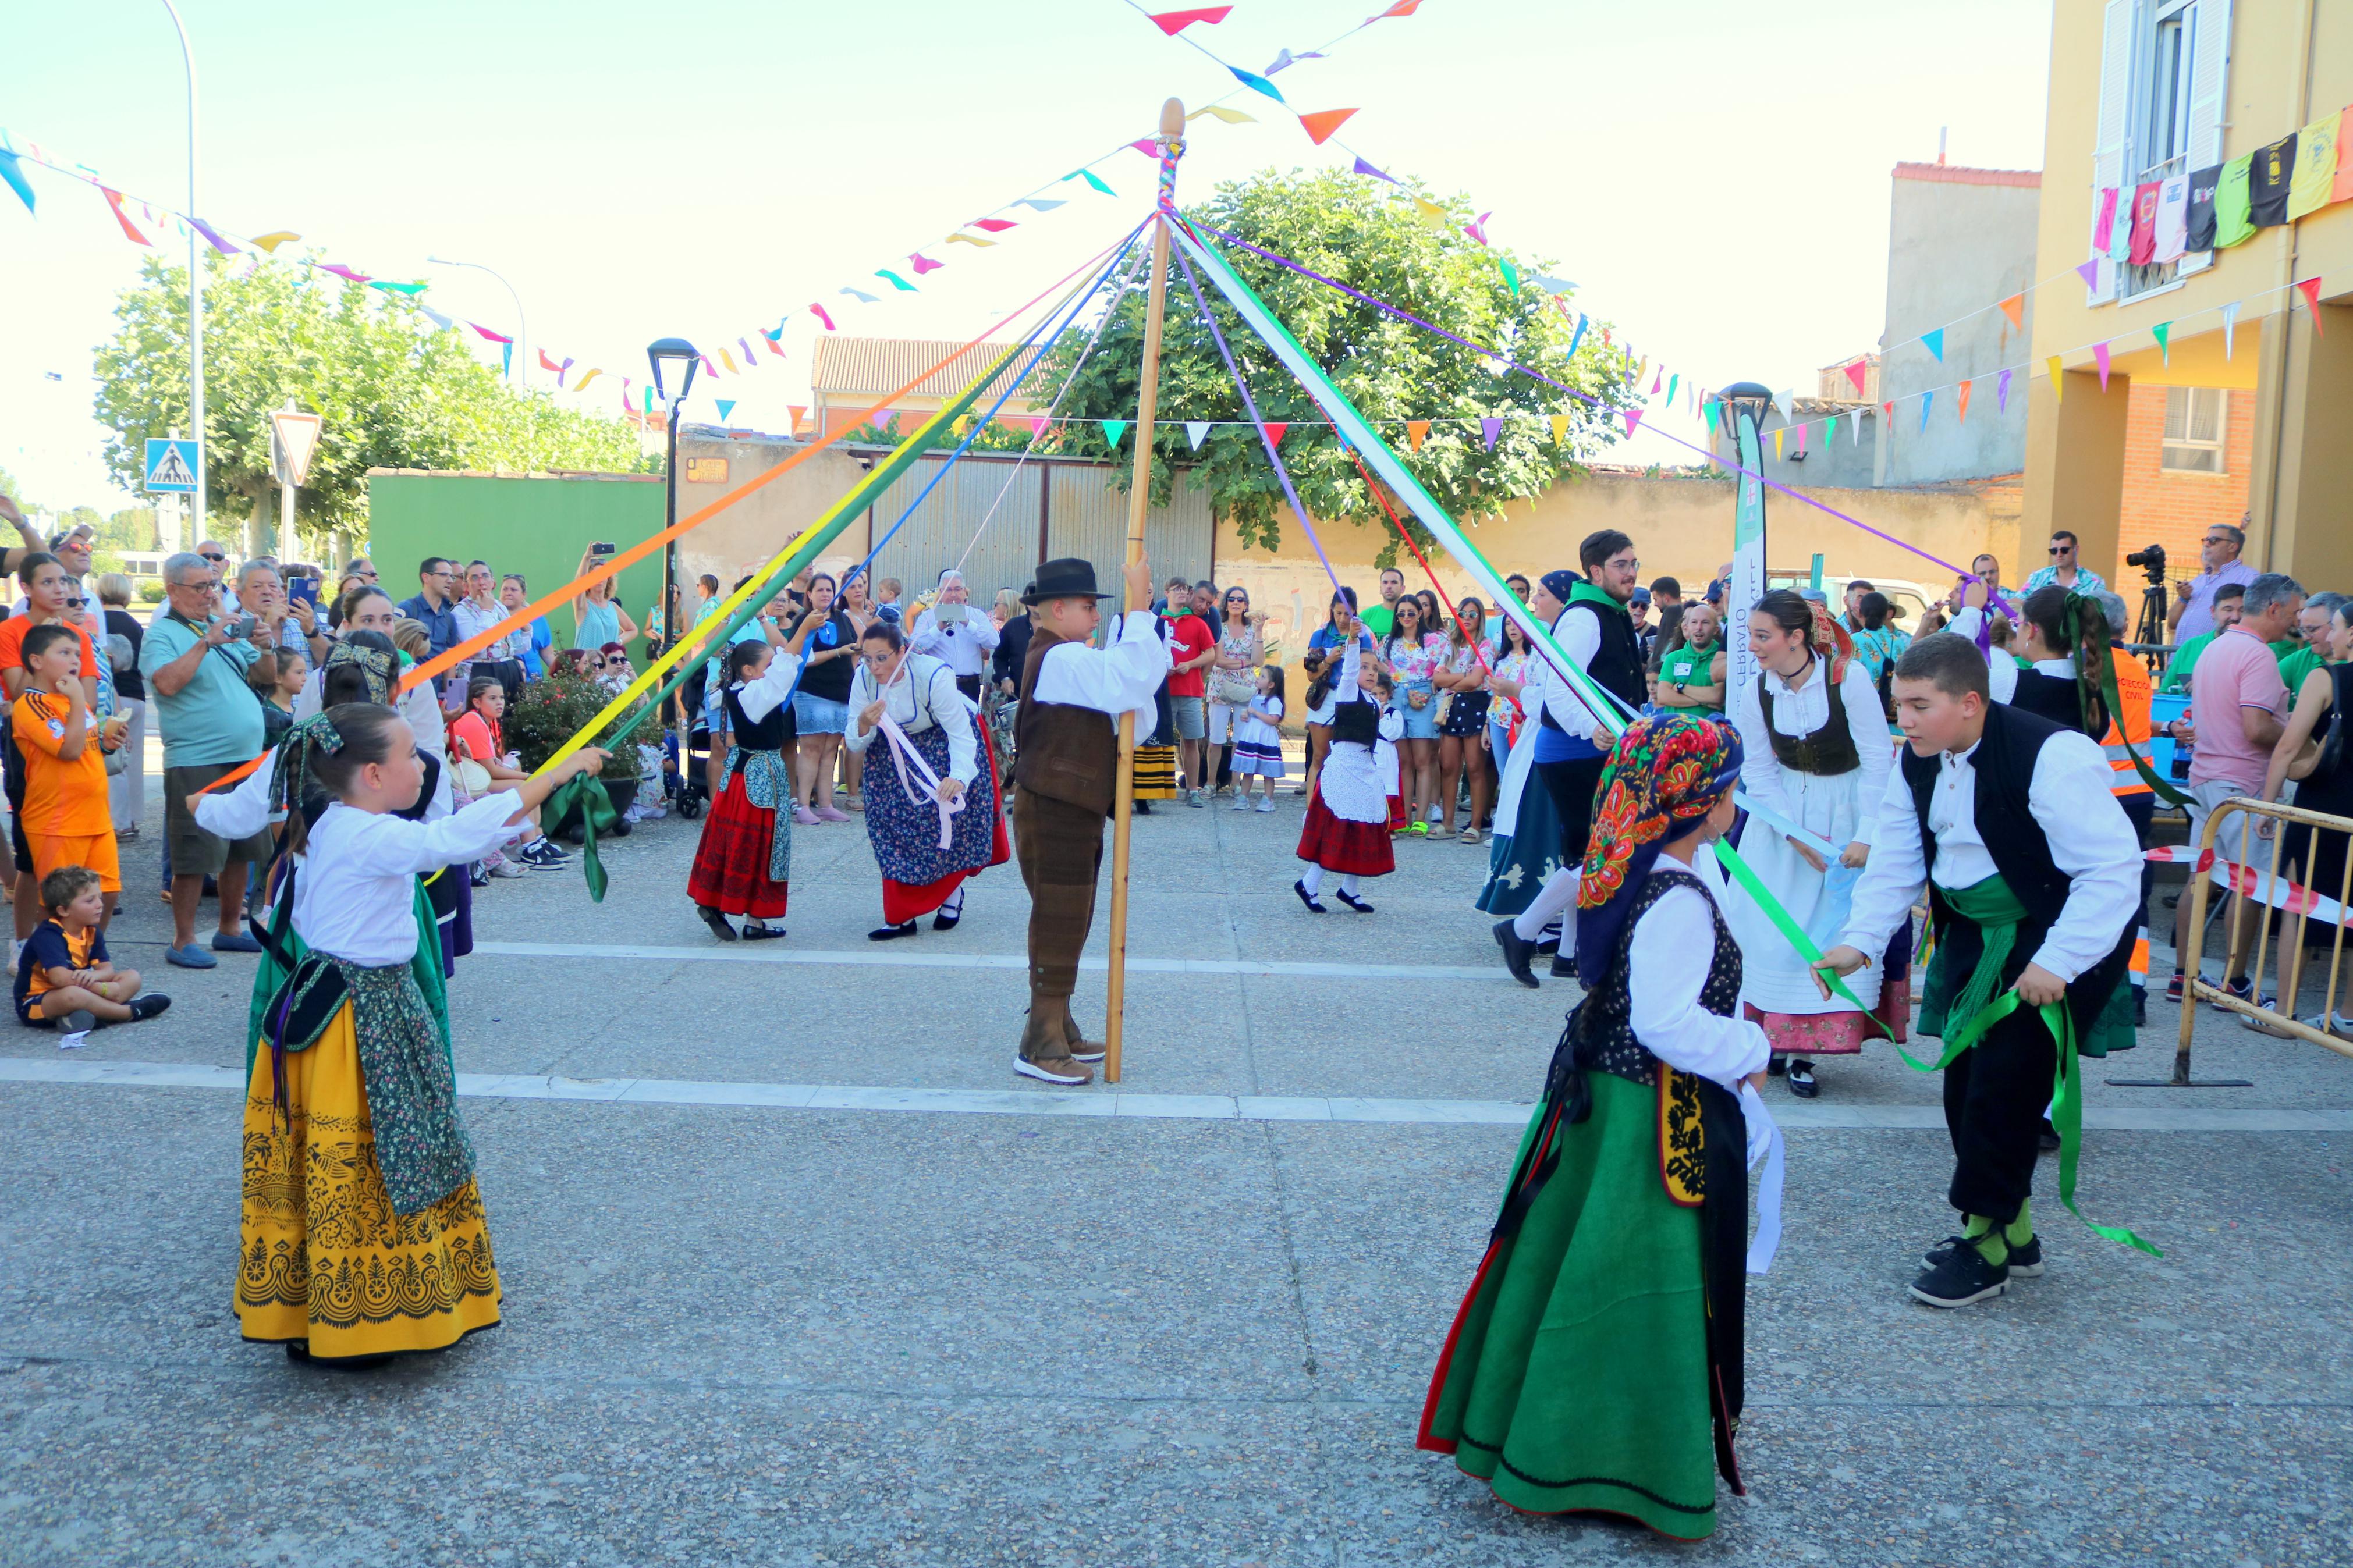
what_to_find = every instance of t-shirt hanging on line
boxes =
[2248,132,2297,229]
[2184,163,2223,252]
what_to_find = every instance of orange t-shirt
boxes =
[12,690,113,837]
[0,617,100,687]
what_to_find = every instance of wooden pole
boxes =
[1103,97,1185,1086]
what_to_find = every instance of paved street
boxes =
[5,778,2351,1567]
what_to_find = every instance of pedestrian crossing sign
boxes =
[144,437,201,493]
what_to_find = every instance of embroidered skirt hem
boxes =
[688,773,789,918]
[1298,791,1395,877]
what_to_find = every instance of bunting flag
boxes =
[737,337,760,365]
[100,187,150,244]
[952,415,974,438]
[250,230,300,252]
[1921,327,1946,362]
[1549,414,1569,443]
[1705,402,1720,436]
[1795,422,1808,456]
[2092,340,2112,390]
[1186,421,1211,450]
[2074,259,2100,289]
[1102,418,1128,447]
[1263,422,1289,446]
[1956,378,1973,424]
[1495,254,1520,295]
[420,305,454,330]
[0,148,35,214]
[717,400,737,424]
[2222,300,2241,358]
[1148,5,1232,34]
[1919,389,1935,431]
[1372,0,1425,15]
[1479,416,1502,450]
[1351,156,1396,183]
[763,332,785,358]
[1013,197,1067,211]
[1651,368,1663,396]
[946,232,996,248]
[2047,356,2064,401]
[367,279,426,296]
[471,323,512,344]
[840,287,879,304]
[2297,276,2327,333]
[575,369,603,393]
[1126,139,1159,157]
[1231,67,1286,102]
[718,347,741,373]
[1823,411,1837,445]
[1412,198,1448,227]
[1623,408,1642,438]
[1404,419,1429,450]
[1531,273,1574,294]
[811,303,837,332]
[876,269,917,291]
[970,217,1018,233]
[1998,293,2026,331]
[538,349,564,375]
[1773,428,1784,459]
[1066,168,1116,195]
[1298,108,1358,146]
[2153,321,2172,364]
[789,404,808,431]
[188,216,238,255]
[1265,47,1322,74]
[1997,367,2014,412]
[1666,372,1678,405]
[1566,313,1588,360]
[1464,211,1492,246]
[318,263,371,283]
[1188,105,1257,125]
[762,322,787,343]
[1882,400,1894,424]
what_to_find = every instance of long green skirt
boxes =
[1419,1072,1724,1539]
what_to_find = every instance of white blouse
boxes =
[292,793,530,967]
[727,650,805,727]
[910,606,1001,677]
[292,667,454,821]
[1628,853,1773,1090]
[842,653,979,784]
[1030,612,1171,728]
[1729,653,1891,839]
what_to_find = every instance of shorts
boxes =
[32,830,120,894]
[1170,696,1206,741]
[1397,680,1440,739]
[1206,701,1247,744]
[9,814,29,876]
[792,691,849,735]
[2185,776,2262,863]
[164,762,276,879]
[1441,690,1492,738]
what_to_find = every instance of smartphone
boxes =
[935,602,969,625]
[287,576,318,608]
[590,542,616,559]
[224,614,258,639]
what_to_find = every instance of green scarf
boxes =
[1917,876,2028,1038]
[1567,579,1627,616]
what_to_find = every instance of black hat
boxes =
[1022,557,1114,605]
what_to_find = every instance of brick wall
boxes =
[2107,382,2255,588]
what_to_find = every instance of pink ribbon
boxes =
[878,712,964,849]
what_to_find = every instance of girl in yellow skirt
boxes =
[235,701,607,1365]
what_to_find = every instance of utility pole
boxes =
[161,1,204,542]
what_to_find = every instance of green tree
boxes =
[1014,169,1637,559]
[91,254,651,557]
[99,506,158,552]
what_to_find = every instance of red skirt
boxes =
[1298,790,1396,877]
[687,773,789,919]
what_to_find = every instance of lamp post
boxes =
[647,338,700,656]
[428,256,527,384]
[1717,381,1774,704]
[159,0,204,541]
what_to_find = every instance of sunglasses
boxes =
[2048,545,2072,555]
[199,552,226,563]
[602,656,629,667]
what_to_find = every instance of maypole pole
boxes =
[1103,97,1185,1086]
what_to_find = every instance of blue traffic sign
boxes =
[144,437,200,493]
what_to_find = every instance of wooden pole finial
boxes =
[1160,98,1187,137]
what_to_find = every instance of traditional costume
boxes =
[1493,571,1648,984]
[1423,716,1771,1539]
[1837,698,2144,1307]
[233,711,529,1362]
[1721,605,1893,1090]
[1477,720,1567,921]
[843,648,1009,939]
[687,646,801,940]
[1295,639,1399,912]
[1010,559,1171,1085]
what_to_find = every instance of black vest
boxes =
[2009,665,2102,737]
[1571,867,1744,1086]
[1330,694,1382,747]
[1757,660,1859,775]
[725,684,796,752]
[1901,703,2135,1032]
[1539,596,1646,733]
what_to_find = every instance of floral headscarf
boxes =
[1571,713,1746,985]
[1804,596,1856,674]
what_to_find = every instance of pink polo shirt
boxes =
[2187,626,2287,791]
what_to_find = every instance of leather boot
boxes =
[1053,1000,1107,1064]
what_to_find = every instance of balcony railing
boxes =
[2118,155,2187,302]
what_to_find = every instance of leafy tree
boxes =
[91,254,651,557]
[100,506,158,552]
[1018,169,1637,559]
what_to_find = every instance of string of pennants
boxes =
[908,409,1619,450]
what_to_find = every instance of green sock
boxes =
[1964,1214,2008,1264]
[2004,1201,2034,1247]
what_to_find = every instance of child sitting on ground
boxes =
[15,865,168,1032]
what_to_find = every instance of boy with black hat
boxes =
[1010,554,1167,1085]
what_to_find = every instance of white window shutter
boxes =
[2088,0,2135,305]
[2178,0,2234,278]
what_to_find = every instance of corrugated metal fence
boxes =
[862,451,1214,602]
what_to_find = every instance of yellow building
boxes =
[2027,0,2353,596]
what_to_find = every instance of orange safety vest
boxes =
[2103,646,2154,797]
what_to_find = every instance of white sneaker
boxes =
[1231,793,1250,811]
[485,859,527,880]
[1255,796,1274,812]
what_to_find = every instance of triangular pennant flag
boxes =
[501,344,512,377]
[471,322,512,344]
[1148,6,1233,36]
[719,347,741,374]
[1919,390,1934,431]
[1666,373,1679,405]
[1351,156,1396,183]
[250,230,299,253]
[1186,421,1211,450]
[1997,367,2014,411]
[1465,211,1492,246]
[1851,408,1862,445]
[2222,300,2241,359]
[1231,67,1286,103]
[737,337,760,367]
[100,187,151,245]
[1298,108,1358,146]
[1823,411,1837,446]
[1773,428,1784,458]
[1013,197,1067,211]
[0,148,36,214]
[2075,258,2100,289]
[2046,357,2064,401]
[1566,313,1588,360]
[1532,273,1575,294]
[1405,420,1429,451]
[1882,400,1894,423]
[2092,340,2112,390]
[1065,168,1116,195]
[538,350,563,374]
[1262,422,1288,447]
[1795,422,1809,455]
[2153,321,2172,364]
[946,232,996,248]
[763,332,785,358]
[970,217,1018,233]
[1479,416,1503,450]
[810,303,837,332]
[1920,328,1946,362]
[1127,139,1159,157]
[876,269,917,291]
[1187,105,1256,125]
[1265,47,1323,74]
[1496,254,1520,295]
[1549,414,1569,443]
[1956,379,1973,424]
[319,263,372,283]
[1776,386,1795,414]
[2297,276,2326,335]
[367,279,427,296]
[187,217,239,256]
[1704,402,1720,437]
[420,305,454,330]
[1998,293,2026,332]
[839,286,879,303]
[1102,419,1127,447]
[574,369,602,392]
[789,404,808,431]
[1651,368,1663,396]
[909,252,944,275]
[716,399,735,424]
[1372,0,1425,16]
[1412,198,1449,228]
[953,415,973,438]
[1623,408,1643,438]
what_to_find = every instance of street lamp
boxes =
[648,338,700,656]
[427,256,527,384]
[159,0,204,543]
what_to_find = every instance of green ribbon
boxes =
[2065,591,2188,806]
[546,774,619,903]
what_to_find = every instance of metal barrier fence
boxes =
[2166,795,2353,1085]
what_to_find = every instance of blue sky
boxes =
[1,0,2054,511]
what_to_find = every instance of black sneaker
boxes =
[1786,1059,1819,1098]
[1909,1242,2011,1309]
[129,994,172,1022]
[1491,919,1537,987]
[1923,1232,2042,1278]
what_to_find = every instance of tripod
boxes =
[2134,580,2169,657]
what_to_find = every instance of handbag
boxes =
[1213,671,1256,708]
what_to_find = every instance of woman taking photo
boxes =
[1433,596,1493,843]
[1382,595,1447,835]
[569,545,638,657]
[787,572,860,824]
[843,620,1008,940]
[1206,586,1261,796]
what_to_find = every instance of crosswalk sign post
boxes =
[144,438,201,495]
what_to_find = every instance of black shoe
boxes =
[129,994,172,1022]
[469,866,490,888]
[932,905,962,932]
[1549,951,1577,979]
[1766,1055,1787,1077]
[1908,1242,2011,1308]
[740,922,786,941]
[1534,934,1560,956]
[2133,987,2148,1028]
[869,921,920,941]
[1922,1232,2043,1278]
[1786,1060,1819,1098]
[1134,800,1154,816]
[1492,919,1538,987]
[2038,1117,2061,1154]
[1334,889,1374,913]
[697,905,739,943]
[1294,879,1327,914]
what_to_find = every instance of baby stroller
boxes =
[670,665,711,820]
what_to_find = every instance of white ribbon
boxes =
[873,662,968,856]
[1739,1081,1785,1275]
[1735,791,1839,859]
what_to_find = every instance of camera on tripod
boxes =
[2125,543,2167,585]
